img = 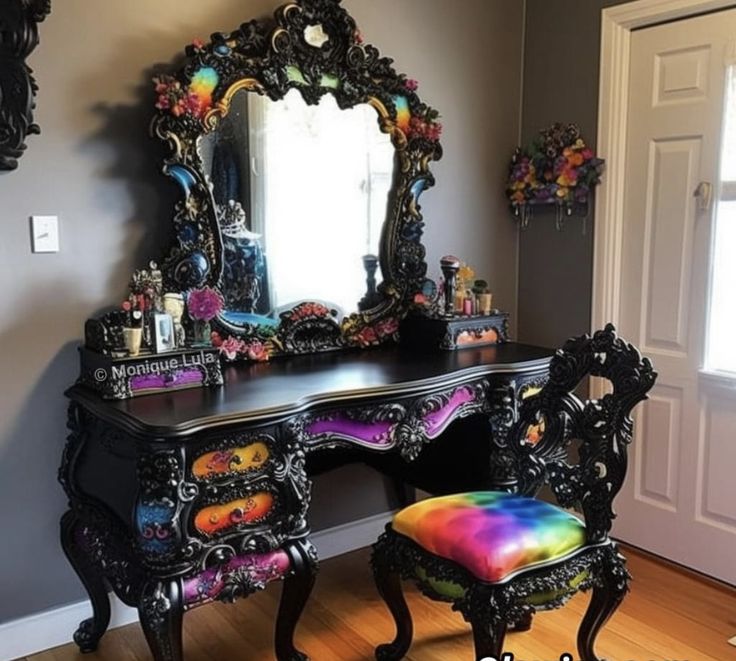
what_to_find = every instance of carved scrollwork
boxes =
[138,451,182,500]
[135,450,186,564]
[440,316,510,350]
[65,504,145,607]
[291,381,489,462]
[59,403,86,500]
[189,432,279,484]
[395,381,492,462]
[0,0,50,171]
[276,302,344,354]
[506,324,657,543]
[372,526,628,634]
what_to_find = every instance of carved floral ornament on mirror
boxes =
[81,0,444,398]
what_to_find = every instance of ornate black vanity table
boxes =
[59,1,555,659]
[62,344,552,661]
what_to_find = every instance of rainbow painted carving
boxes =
[306,418,394,447]
[137,500,178,554]
[183,549,291,608]
[423,386,475,437]
[192,442,271,480]
[392,492,586,583]
[304,385,477,448]
[154,66,219,119]
[131,368,203,393]
[194,492,274,536]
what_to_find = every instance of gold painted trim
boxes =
[368,96,407,151]
[203,78,264,130]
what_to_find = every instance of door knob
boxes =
[694,181,713,213]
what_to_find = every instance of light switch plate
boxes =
[31,215,59,253]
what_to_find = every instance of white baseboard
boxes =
[0,597,139,661]
[0,510,394,661]
[311,509,394,559]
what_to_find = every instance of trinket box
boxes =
[400,311,509,351]
[78,347,224,400]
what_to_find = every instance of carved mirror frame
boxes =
[0,0,50,171]
[152,0,442,359]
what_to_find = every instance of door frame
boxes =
[592,0,736,383]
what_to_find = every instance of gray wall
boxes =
[0,0,524,623]
[517,0,628,348]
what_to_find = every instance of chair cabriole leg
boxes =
[577,547,629,661]
[372,535,413,660]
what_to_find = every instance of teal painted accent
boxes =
[220,310,279,328]
[411,179,427,200]
[393,95,410,114]
[191,66,219,90]
[167,165,197,197]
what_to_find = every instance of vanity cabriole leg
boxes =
[275,539,318,661]
[60,509,111,653]
[138,579,184,661]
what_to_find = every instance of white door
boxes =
[616,9,736,585]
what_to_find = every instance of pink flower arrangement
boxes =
[285,302,332,323]
[245,341,270,362]
[351,317,399,347]
[374,317,399,338]
[354,326,378,347]
[219,336,245,361]
[211,331,270,362]
[154,76,207,119]
[408,116,442,143]
[403,78,419,92]
[153,67,218,120]
[187,286,224,322]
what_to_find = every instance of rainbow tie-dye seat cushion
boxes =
[392,491,586,584]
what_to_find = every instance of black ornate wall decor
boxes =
[0,0,50,171]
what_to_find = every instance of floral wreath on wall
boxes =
[506,123,604,230]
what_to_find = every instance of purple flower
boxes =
[404,78,419,92]
[187,286,224,321]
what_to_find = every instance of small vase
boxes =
[192,319,211,346]
[123,327,143,356]
[478,293,493,316]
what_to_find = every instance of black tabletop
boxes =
[67,343,554,438]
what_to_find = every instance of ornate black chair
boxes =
[371,325,656,661]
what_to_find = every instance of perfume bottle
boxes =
[440,255,461,317]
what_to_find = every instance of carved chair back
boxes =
[507,324,657,544]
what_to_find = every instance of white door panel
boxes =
[615,9,736,584]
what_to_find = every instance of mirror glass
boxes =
[198,88,395,329]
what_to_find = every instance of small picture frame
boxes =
[152,313,175,353]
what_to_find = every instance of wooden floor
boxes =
[23,545,736,661]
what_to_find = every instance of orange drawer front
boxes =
[192,442,270,480]
[194,492,274,536]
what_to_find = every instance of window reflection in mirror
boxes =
[199,88,395,329]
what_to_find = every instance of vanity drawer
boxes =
[192,487,278,538]
[188,435,275,484]
[181,430,309,553]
